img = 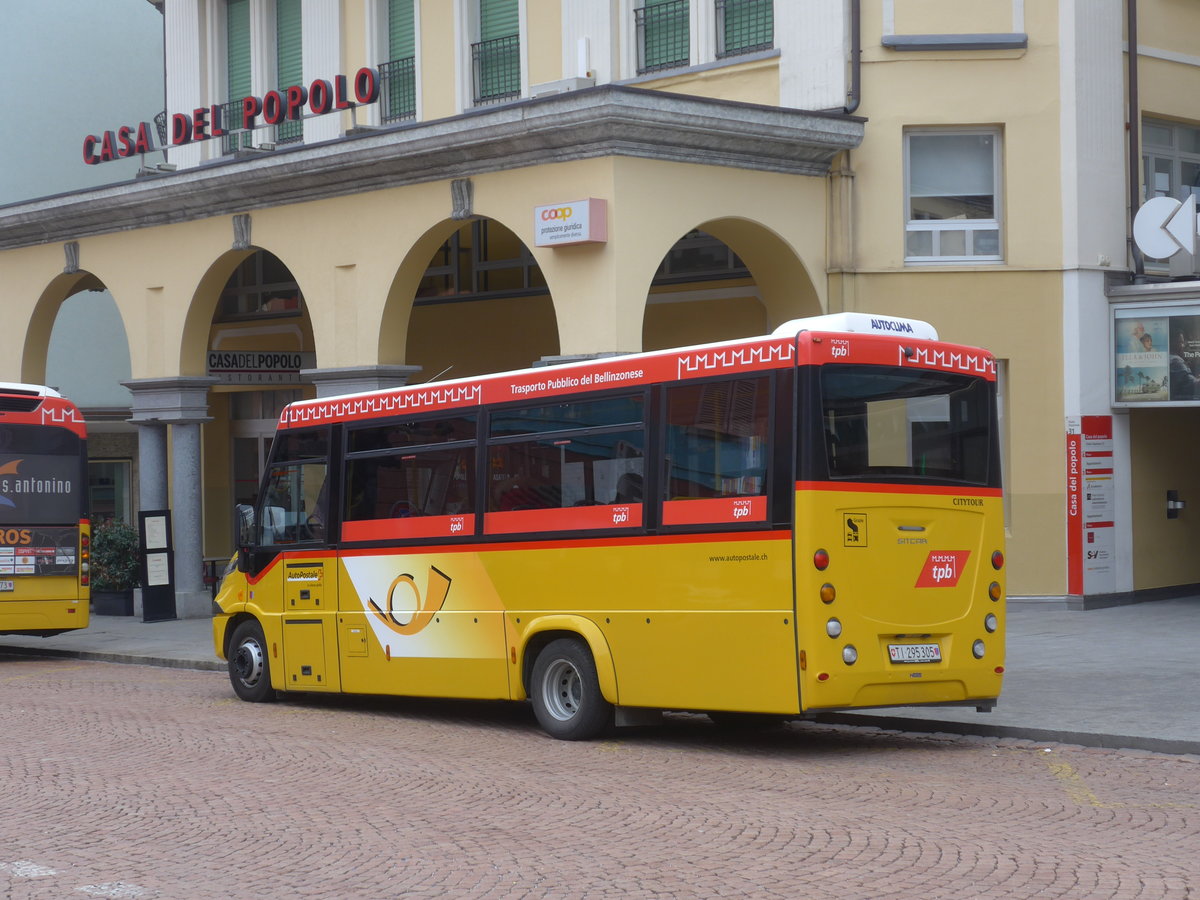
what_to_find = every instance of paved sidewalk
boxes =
[2,598,1197,755]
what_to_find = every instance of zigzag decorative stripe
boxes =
[40,406,84,425]
[905,346,996,376]
[284,383,483,426]
[676,342,793,378]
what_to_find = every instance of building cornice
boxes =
[0,85,864,252]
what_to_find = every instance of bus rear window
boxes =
[818,365,995,486]
[0,425,83,526]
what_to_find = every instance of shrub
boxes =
[90,519,141,591]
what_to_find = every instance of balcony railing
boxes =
[716,0,773,58]
[379,56,417,123]
[472,34,520,106]
[219,98,256,155]
[636,0,690,74]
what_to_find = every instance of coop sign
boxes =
[533,199,609,247]
[82,68,382,165]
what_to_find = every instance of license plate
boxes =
[889,643,941,663]
[0,581,13,592]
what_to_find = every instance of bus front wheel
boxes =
[228,620,276,703]
[530,638,612,740]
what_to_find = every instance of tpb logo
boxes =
[612,506,630,525]
[914,551,970,588]
[732,499,753,519]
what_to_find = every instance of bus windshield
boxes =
[0,423,85,526]
[819,364,996,487]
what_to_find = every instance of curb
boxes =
[815,712,1200,757]
[4,644,1197,756]
[0,645,225,672]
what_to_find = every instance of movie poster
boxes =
[1112,306,1200,404]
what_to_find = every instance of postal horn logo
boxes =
[0,459,21,508]
[367,566,452,636]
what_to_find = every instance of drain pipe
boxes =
[844,0,861,114]
[1128,0,1145,279]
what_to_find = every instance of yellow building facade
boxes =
[2,0,1198,614]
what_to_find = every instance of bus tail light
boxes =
[991,550,1004,570]
[988,582,1002,602]
[820,583,836,604]
[80,532,91,586]
[813,549,830,571]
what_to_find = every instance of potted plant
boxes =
[90,518,140,616]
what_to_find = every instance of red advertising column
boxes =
[1066,415,1116,597]
[1066,420,1084,596]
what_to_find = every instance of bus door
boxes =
[280,555,339,692]
[256,449,340,693]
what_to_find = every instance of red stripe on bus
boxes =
[338,529,791,557]
[242,530,791,583]
[342,515,476,542]
[484,504,642,535]
[795,481,1002,497]
[662,496,766,525]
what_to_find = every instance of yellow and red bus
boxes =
[213,314,1005,739]
[0,383,90,636]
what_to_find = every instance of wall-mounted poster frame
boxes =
[1113,301,1200,406]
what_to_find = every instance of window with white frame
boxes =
[472,0,520,105]
[905,129,1002,264]
[1143,118,1200,202]
[220,0,303,153]
[637,0,691,74]
[380,0,417,123]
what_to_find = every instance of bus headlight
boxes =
[984,613,998,633]
[826,618,842,638]
[842,645,858,665]
[972,640,986,659]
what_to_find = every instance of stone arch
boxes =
[381,216,560,379]
[642,217,821,352]
[178,246,315,378]
[22,271,107,384]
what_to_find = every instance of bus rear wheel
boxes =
[228,619,276,703]
[530,638,612,741]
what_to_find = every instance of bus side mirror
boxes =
[235,504,256,552]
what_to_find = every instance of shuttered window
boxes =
[480,0,518,41]
[717,0,773,58]
[227,0,251,100]
[638,0,689,74]
[473,0,519,104]
[382,0,417,122]
[276,0,303,143]
[388,0,415,61]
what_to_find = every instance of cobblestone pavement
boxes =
[2,656,1198,900]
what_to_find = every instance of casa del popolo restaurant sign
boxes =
[82,67,382,164]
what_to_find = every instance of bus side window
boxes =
[344,447,476,521]
[258,461,327,544]
[664,377,770,500]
